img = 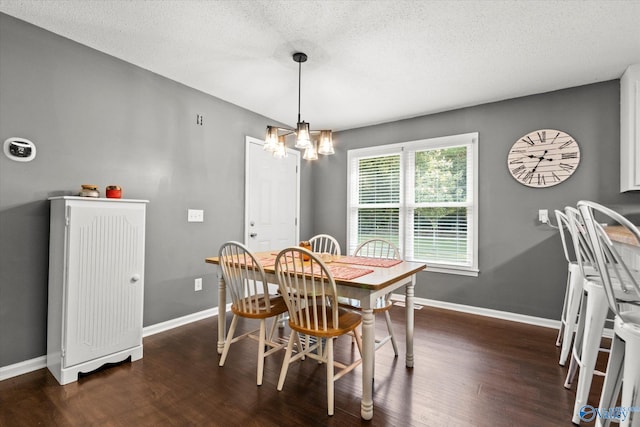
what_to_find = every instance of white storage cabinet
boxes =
[621,64,640,192]
[47,197,148,384]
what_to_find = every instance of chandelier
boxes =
[263,52,334,160]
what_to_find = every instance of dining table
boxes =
[205,250,426,420]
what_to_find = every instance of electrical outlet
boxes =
[538,209,549,223]
[188,209,204,222]
[194,277,202,291]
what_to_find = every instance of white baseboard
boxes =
[0,300,568,382]
[0,305,232,382]
[389,294,562,329]
[0,356,47,382]
[142,305,230,337]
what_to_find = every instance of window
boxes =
[347,133,478,276]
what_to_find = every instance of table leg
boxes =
[360,307,375,420]
[217,270,226,355]
[405,276,415,368]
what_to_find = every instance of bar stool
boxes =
[556,209,591,366]
[562,207,637,424]
[579,201,640,427]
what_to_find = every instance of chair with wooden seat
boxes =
[274,246,362,416]
[339,238,400,356]
[578,201,640,427]
[309,234,341,256]
[218,241,289,386]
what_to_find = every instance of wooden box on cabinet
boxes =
[621,64,640,192]
[47,196,148,385]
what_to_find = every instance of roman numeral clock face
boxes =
[507,129,580,188]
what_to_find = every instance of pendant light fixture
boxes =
[264,52,334,159]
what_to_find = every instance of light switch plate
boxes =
[188,209,204,222]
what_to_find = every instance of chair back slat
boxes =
[219,241,272,315]
[309,234,341,256]
[354,238,401,260]
[275,247,339,332]
[577,201,640,322]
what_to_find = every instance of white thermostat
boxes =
[4,137,36,162]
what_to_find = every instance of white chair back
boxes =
[218,241,272,315]
[275,246,340,332]
[577,201,640,321]
[555,209,574,264]
[308,234,341,256]
[354,238,401,260]
[564,206,597,278]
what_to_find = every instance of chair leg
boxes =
[572,284,609,424]
[384,310,398,356]
[596,333,624,427]
[256,319,266,386]
[326,337,335,416]
[267,316,278,341]
[219,314,239,367]
[277,330,297,391]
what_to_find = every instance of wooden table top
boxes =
[206,252,427,291]
[605,225,640,247]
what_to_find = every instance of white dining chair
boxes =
[309,234,341,256]
[339,238,400,356]
[578,201,640,427]
[274,246,362,416]
[217,241,289,386]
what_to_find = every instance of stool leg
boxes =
[596,333,624,427]
[572,284,609,424]
[560,265,583,366]
[621,336,640,427]
[565,290,587,388]
[557,266,573,347]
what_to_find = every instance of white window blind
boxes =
[348,133,478,276]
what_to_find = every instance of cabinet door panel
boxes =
[64,203,145,368]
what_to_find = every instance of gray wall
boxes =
[313,81,640,319]
[0,14,313,367]
[2,12,640,369]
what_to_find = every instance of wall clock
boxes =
[507,129,580,188]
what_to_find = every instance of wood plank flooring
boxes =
[0,305,608,426]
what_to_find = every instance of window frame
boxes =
[347,132,479,276]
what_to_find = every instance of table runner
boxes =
[335,256,402,268]
[306,263,374,280]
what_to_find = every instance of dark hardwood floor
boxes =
[0,305,608,426]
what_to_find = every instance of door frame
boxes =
[244,135,301,247]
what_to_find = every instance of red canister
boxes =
[106,185,122,199]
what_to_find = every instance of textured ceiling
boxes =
[1,0,640,131]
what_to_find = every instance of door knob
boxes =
[250,233,258,238]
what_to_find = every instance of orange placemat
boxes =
[336,256,402,268]
[328,265,374,280]
[255,254,278,268]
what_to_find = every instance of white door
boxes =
[245,136,299,252]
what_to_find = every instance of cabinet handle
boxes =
[131,274,141,283]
